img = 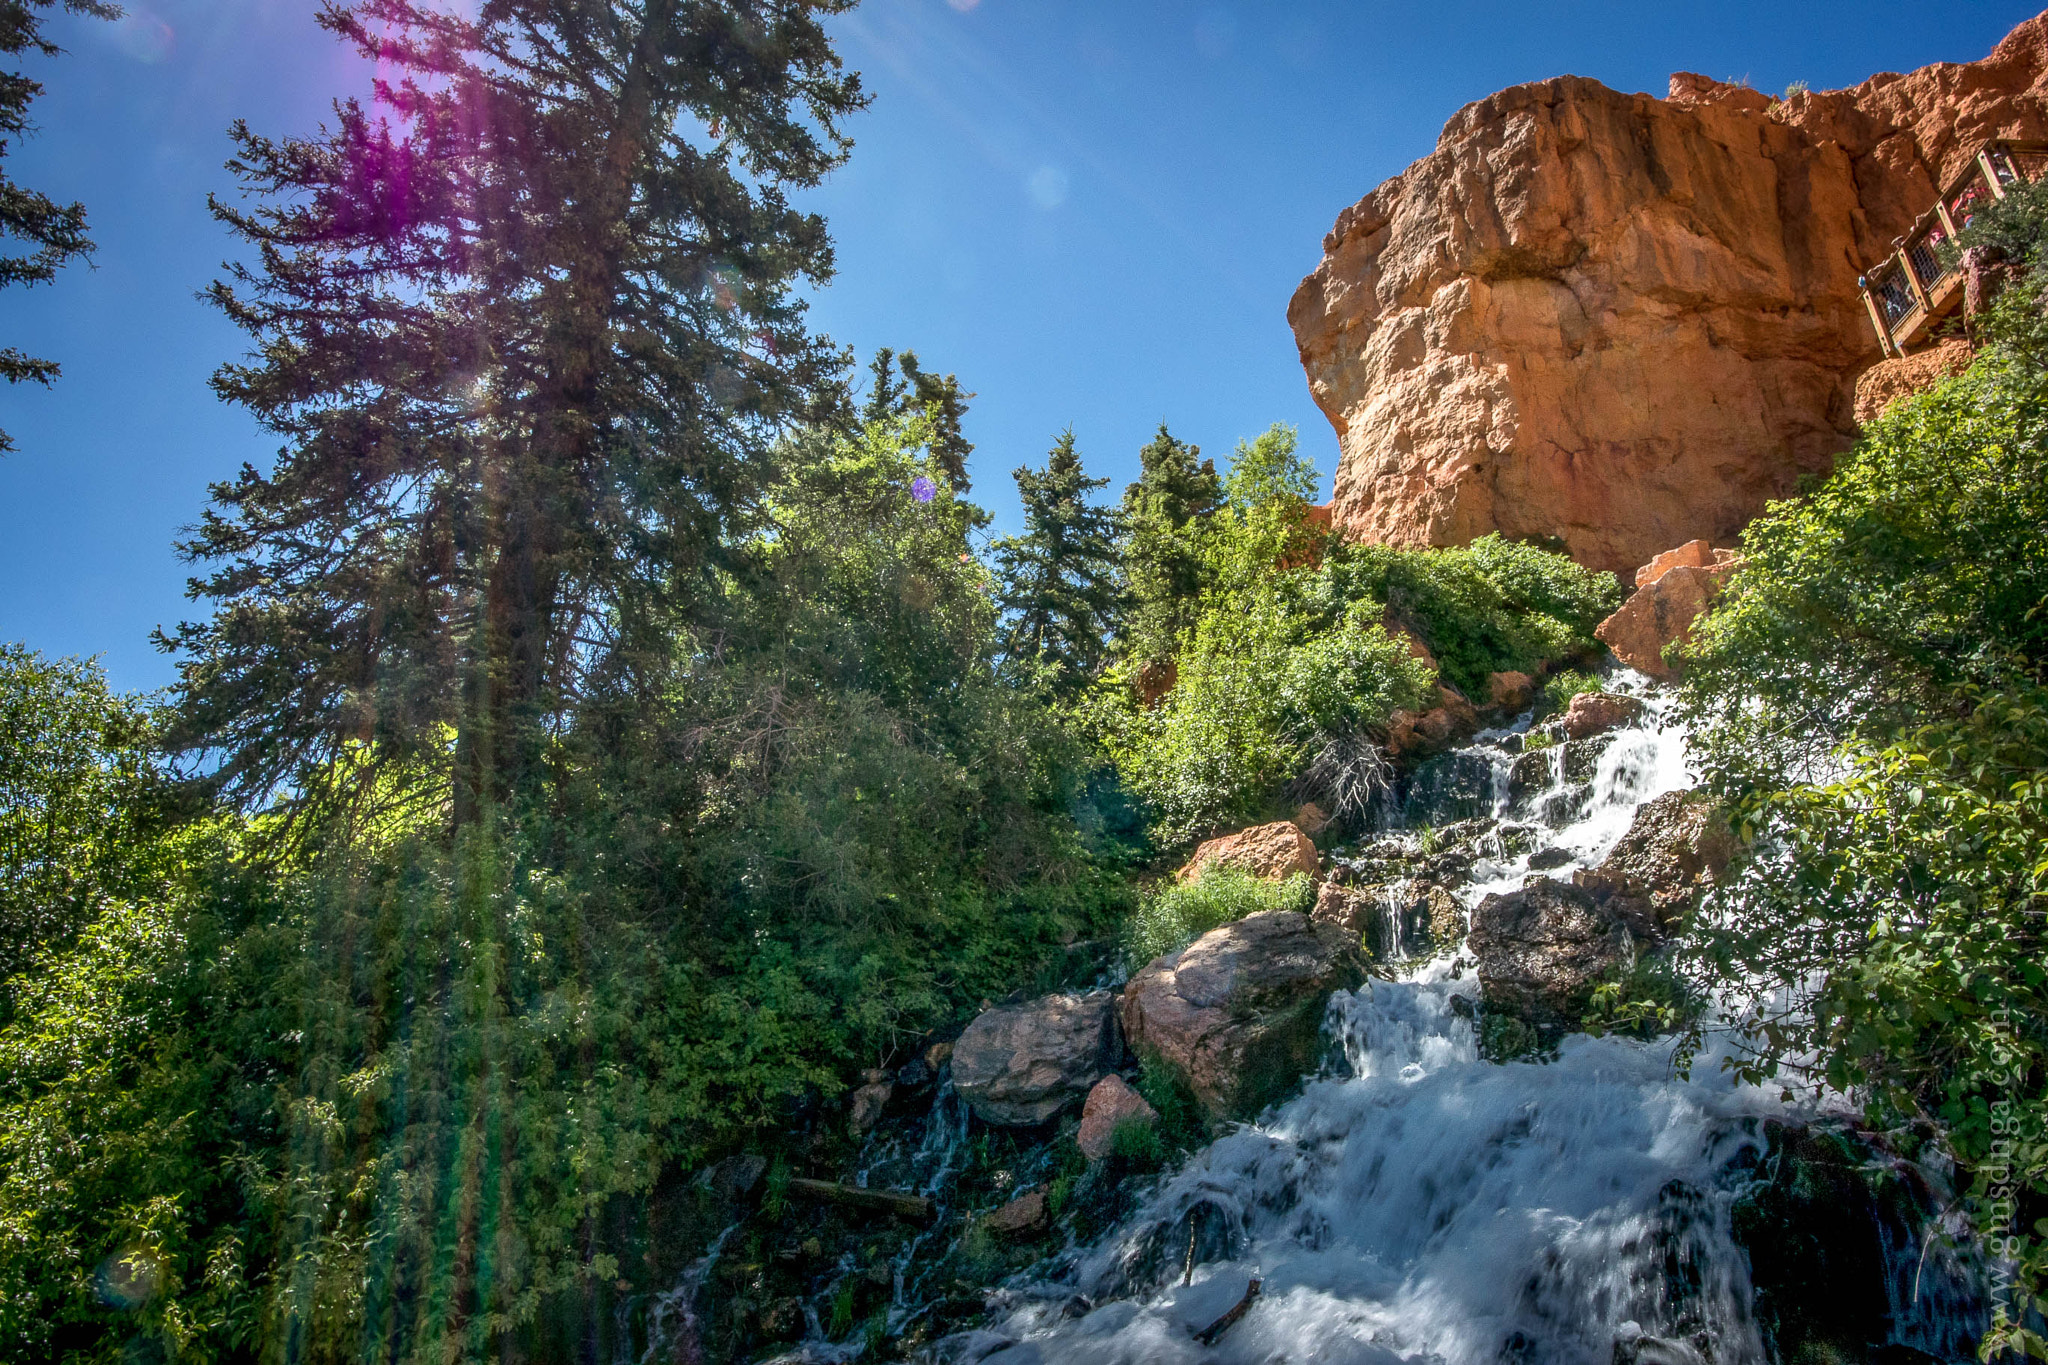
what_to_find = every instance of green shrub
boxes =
[1133,1053,1209,1154]
[1107,1115,1166,1170]
[1127,865,1314,967]
[1540,668,1603,717]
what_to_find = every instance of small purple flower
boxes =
[911,476,937,504]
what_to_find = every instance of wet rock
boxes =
[1526,846,1573,871]
[1486,670,1536,715]
[1310,880,1374,937]
[1576,789,1736,927]
[1178,821,1320,884]
[1120,910,1365,1121]
[703,1153,768,1204]
[1555,690,1645,741]
[1076,1075,1159,1162]
[952,990,1121,1126]
[983,1188,1048,1237]
[1508,747,1560,803]
[896,1057,933,1089]
[848,1081,892,1136]
[1364,882,1465,962]
[1384,686,1481,760]
[924,1040,954,1072]
[1469,877,1656,1028]
[760,1297,805,1340]
[1561,732,1618,784]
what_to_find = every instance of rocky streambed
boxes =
[649,680,1990,1364]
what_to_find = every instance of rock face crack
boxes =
[1290,16,2048,572]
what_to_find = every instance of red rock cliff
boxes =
[1289,14,2048,573]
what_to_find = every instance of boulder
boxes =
[951,991,1121,1126]
[1851,338,1975,426]
[983,1188,1048,1237]
[1384,686,1481,760]
[1577,789,1737,927]
[1178,821,1320,884]
[1470,877,1656,1028]
[1556,690,1646,741]
[1596,547,1738,678]
[848,1081,893,1136]
[1634,539,1716,587]
[1119,910,1365,1121]
[1486,670,1536,714]
[1075,1075,1159,1162]
[1288,14,2048,574]
[1292,802,1332,836]
[1310,879,1374,937]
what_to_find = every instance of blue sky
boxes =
[3,0,2037,690]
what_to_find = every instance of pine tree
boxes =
[0,0,120,453]
[162,0,863,815]
[1119,422,1224,665]
[859,345,974,488]
[994,429,1124,691]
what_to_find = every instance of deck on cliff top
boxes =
[1860,140,2048,356]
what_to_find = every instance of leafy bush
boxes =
[1313,535,1621,698]
[1127,865,1314,967]
[1540,669,1603,717]
[1678,332,2048,1357]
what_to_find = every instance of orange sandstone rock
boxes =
[1852,339,1975,425]
[1289,15,2048,574]
[1178,821,1321,884]
[1596,546,1739,678]
[1075,1075,1159,1163]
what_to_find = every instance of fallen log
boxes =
[784,1178,932,1223]
[1191,1276,1261,1346]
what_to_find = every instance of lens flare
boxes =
[1026,165,1069,210]
[911,476,937,504]
[95,1249,162,1310]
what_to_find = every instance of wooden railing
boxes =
[1859,140,2048,357]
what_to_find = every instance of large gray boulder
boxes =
[1578,789,1736,927]
[1470,877,1655,1029]
[951,990,1121,1126]
[1119,910,1365,1122]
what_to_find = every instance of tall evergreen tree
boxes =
[0,0,119,453]
[994,428,1123,690]
[162,0,863,815]
[1119,421,1223,665]
[859,345,974,488]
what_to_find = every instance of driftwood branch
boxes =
[1191,1277,1261,1346]
[785,1178,932,1223]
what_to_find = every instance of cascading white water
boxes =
[940,678,1979,1364]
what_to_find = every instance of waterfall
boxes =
[937,677,1986,1364]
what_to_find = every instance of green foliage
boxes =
[1096,447,1612,842]
[993,430,1126,694]
[1476,1011,1547,1063]
[1106,1115,1165,1171]
[860,347,976,490]
[1118,424,1224,667]
[1678,329,2048,1357]
[1540,669,1603,718]
[1128,866,1314,967]
[165,0,864,812]
[1682,343,2048,795]
[1315,535,1621,698]
[1133,1054,1208,1154]
[1952,170,2048,270]
[0,646,171,995]
[1102,594,1432,843]
[1581,950,1691,1040]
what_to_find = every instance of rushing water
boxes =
[936,677,1984,1364]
